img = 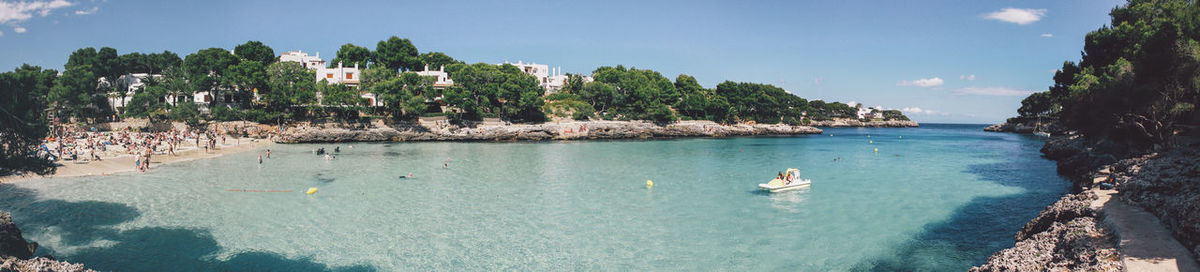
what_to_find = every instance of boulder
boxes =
[0,212,34,260]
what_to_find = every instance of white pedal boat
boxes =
[758,168,811,192]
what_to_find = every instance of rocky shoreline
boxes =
[972,134,1200,270]
[808,119,918,128]
[983,119,1064,135]
[276,120,826,143]
[0,211,92,272]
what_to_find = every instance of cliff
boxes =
[276,120,823,143]
[0,211,93,272]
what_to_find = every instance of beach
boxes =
[0,136,269,184]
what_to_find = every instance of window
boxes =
[326,73,334,79]
[346,73,353,80]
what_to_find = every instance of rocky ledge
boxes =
[971,191,1122,271]
[807,119,918,128]
[976,134,1200,270]
[0,211,93,272]
[983,119,1064,134]
[277,120,823,143]
[1108,145,1200,258]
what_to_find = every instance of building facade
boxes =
[498,60,572,93]
[279,50,327,70]
[413,65,454,88]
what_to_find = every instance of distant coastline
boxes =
[276,119,916,143]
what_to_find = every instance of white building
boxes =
[279,50,327,70]
[498,60,571,92]
[851,102,885,119]
[412,65,454,88]
[280,50,362,86]
[316,62,361,86]
[105,73,164,113]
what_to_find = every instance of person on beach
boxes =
[266,149,271,158]
[135,157,141,172]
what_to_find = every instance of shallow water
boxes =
[0,124,1067,271]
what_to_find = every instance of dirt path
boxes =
[1091,189,1200,272]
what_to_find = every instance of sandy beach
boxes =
[0,137,270,184]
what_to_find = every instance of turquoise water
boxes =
[0,124,1068,271]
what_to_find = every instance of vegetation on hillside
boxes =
[1012,0,1200,144]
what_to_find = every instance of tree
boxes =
[318,83,364,118]
[359,64,397,91]
[183,48,240,105]
[223,60,269,97]
[0,64,57,175]
[578,81,615,114]
[1017,91,1056,118]
[234,41,276,64]
[151,51,182,74]
[122,83,169,119]
[442,63,543,121]
[376,72,434,119]
[263,62,316,113]
[418,52,460,70]
[591,65,679,121]
[96,47,120,81]
[331,43,372,68]
[48,65,107,120]
[373,36,420,71]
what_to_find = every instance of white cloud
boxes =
[901,107,955,116]
[812,77,823,85]
[74,6,96,15]
[897,77,944,87]
[954,87,1035,96]
[0,0,73,24]
[959,74,976,81]
[13,26,24,33]
[983,8,1046,25]
[1040,33,1053,38]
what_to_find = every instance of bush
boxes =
[647,103,676,124]
[210,106,241,121]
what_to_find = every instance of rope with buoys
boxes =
[226,189,294,193]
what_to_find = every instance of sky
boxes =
[0,0,1126,123]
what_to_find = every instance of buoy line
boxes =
[226,189,297,192]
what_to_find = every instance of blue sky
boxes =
[0,0,1124,123]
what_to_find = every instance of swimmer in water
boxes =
[443,163,448,169]
[399,172,413,179]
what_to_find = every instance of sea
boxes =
[0,124,1069,271]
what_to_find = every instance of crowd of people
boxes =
[42,125,253,173]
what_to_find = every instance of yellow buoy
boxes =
[306,187,318,195]
[646,180,654,188]
[869,140,873,144]
[874,148,878,153]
